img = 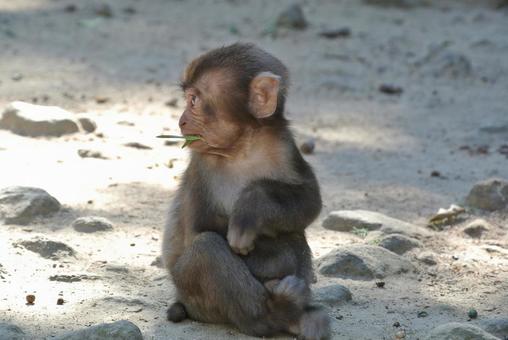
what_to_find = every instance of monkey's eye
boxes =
[190,95,197,107]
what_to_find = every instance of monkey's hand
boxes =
[227,224,256,256]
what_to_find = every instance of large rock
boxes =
[465,178,508,211]
[378,234,422,255]
[0,186,61,225]
[0,101,79,137]
[317,245,415,280]
[313,284,352,305]
[323,210,431,239]
[55,320,143,340]
[425,322,498,340]
[72,216,113,233]
[14,238,76,260]
[0,322,25,340]
[479,317,508,339]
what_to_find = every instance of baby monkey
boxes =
[162,43,330,340]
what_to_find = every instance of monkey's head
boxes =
[178,43,289,155]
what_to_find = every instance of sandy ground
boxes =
[0,0,507,339]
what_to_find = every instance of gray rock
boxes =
[313,284,352,305]
[479,317,508,339]
[323,210,431,239]
[378,233,422,255]
[363,0,427,7]
[0,101,79,137]
[276,4,307,29]
[0,322,25,340]
[151,256,163,268]
[77,149,109,159]
[416,251,438,266]
[105,264,129,274]
[0,186,61,225]
[72,216,113,233]
[479,123,508,135]
[463,219,491,238]
[428,52,473,78]
[78,117,97,133]
[55,320,143,340]
[317,245,415,280]
[14,238,75,260]
[49,274,100,282]
[0,263,6,279]
[466,178,508,211]
[425,322,498,340]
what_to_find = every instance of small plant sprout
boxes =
[156,134,202,148]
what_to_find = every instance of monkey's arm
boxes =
[227,178,321,255]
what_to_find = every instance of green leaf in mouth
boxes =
[156,134,202,148]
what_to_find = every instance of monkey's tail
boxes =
[167,302,188,323]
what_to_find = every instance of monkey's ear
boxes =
[249,72,280,119]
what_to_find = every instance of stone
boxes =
[462,219,491,238]
[479,317,508,339]
[14,238,76,260]
[78,117,97,133]
[77,149,109,159]
[276,4,307,30]
[317,245,415,280]
[300,139,315,154]
[363,0,427,7]
[416,251,438,266]
[49,274,100,282]
[322,210,430,239]
[465,178,508,211]
[378,234,422,255]
[55,320,143,340]
[425,322,498,340]
[432,52,472,78]
[72,216,113,233]
[313,284,352,305]
[124,142,152,150]
[0,322,25,340]
[0,186,61,225]
[151,256,163,268]
[0,101,79,137]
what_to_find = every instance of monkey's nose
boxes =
[179,116,187,128]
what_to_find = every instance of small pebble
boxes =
[319,27,351,39]
[95,4,113,18]
[376,281,386,288]
[300,139,315,154]
[393,321,401,328]
[430,170,441,177]
[417,311,428,318]
[26,294,35,304]
[468,308,478,319]
[95,96,110,104]
[64,4,77,13]
[379,84,403,95]
[57,298,65,305]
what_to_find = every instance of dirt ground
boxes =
[0,0,507,339]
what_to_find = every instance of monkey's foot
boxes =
[265,275,310,309]
[295,306,331,340]
[167,302,187,322]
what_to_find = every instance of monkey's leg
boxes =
[243,233,331,340]
[170,231,302,337]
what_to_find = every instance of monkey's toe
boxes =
[167,302,187,322]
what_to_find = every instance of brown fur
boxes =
[162,43,330,340]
